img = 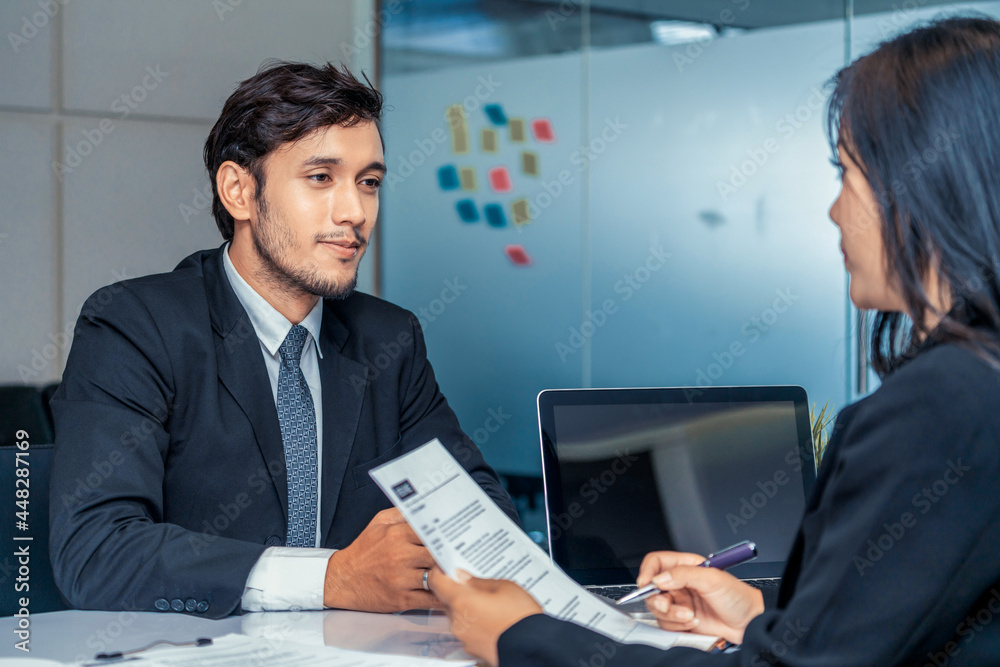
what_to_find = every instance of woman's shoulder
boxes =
[840,341,1000,459]
[879,341,1000,402]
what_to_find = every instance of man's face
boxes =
[250,120,384,300]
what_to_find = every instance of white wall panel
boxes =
[0,0,55,110]
[0,116,59,383]
[62,0,360,120]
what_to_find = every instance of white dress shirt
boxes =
[222,245,336,611]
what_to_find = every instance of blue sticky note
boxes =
[484,104,508,125]
[456,199,479,223]
[484,203,507,228]
[437,165,460,190]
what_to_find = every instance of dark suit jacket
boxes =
[500,341,1000,665]
[49,246,517,619]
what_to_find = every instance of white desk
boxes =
[0,608,473,663]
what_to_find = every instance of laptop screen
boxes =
[539,386,816,585]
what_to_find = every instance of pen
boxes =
[616,540,758,605]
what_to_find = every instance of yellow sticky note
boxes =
[447,104,469,154]
[509,118,526,143]
[521,151,539,176]
[481,128,498,153]
[460,167,477,191]
[512,198,532,226]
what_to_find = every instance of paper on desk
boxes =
[369,439,721,652]
[77,633,475,666]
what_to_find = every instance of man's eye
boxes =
[308,173,330,182]
[361,178,382,189]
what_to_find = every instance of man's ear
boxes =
[216,160,256,222]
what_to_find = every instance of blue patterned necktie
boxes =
[277,325,318,547]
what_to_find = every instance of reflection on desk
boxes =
[0,608,472,664]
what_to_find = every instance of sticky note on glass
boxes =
[488,167,512,193]
[509,118,526,143]
[521,151,539,176]
[505,245,532,265]
[447,105,469,154]
[484,203,507,228]
[512,198,531,226]
[459,167,477,191]
[531,118,555,142]
[456,199,479,223]
[485,104,507,125]
[481,128,498,153]
[437,165,460,190]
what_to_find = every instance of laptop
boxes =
[538,385,816,608]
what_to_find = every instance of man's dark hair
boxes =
[203,61,383,241]
[827,16,1000,375]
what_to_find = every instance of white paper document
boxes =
[77,633,475,666]
[369,439,721,652]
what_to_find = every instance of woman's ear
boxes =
[216,161,255,222]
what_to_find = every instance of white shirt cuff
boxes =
[241,546,336,612]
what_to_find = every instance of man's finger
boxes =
[427,566,461,603]
[373,507,405,525]
[637,551,706,586]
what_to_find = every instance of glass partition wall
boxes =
[377,0,1000,538]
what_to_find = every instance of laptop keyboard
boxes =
[589,579,780,604]
[587,585,638,601]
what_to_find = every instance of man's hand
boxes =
[323,508,441,612]
[637,551,764,645]
[428,567,543,667]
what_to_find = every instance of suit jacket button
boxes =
[185,598,197,612]
[196,601,209,613]
[170,599,185,612]
[265,536,282,547]
[154,598,170,611]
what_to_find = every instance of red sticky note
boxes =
[531,118,555,142]
[505,244,532,266]
[488,166,512,193]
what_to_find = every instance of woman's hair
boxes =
[203,61,383,241]
[827,16,1000,376]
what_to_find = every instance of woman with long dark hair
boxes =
[427,16,1000,666]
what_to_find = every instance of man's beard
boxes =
[251,191,363,301]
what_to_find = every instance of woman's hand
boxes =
[428,567,544,667]
[637,551,765,645]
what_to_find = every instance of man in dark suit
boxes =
[49,61,517,620]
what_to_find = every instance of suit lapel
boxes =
[318,305,368,545]
[204,248,288,523]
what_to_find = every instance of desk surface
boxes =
[0,608,473,663]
